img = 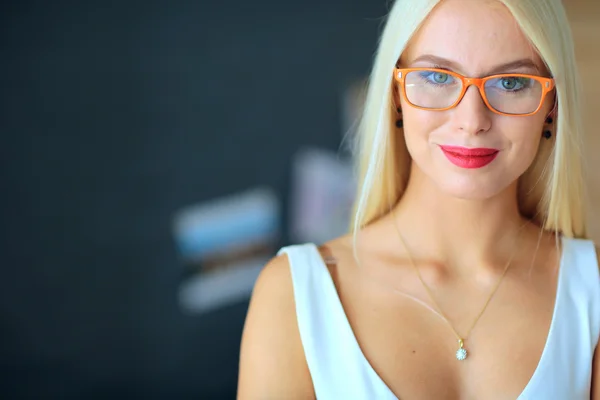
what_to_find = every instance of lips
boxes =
[439,145,499,169]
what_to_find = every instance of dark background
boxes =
[1,0,387,397]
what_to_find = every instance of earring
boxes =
[396,107,403,128]
[543,116,553,139]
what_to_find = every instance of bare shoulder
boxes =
[237,229,383,399]
[237,253,314,400]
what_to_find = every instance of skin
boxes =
[238,0,600,399]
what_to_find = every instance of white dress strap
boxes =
[565,239,600,338]
[518,237,599,399]
[277,243,397,400]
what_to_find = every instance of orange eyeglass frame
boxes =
[393,68,556,117]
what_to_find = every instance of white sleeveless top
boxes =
[277,236,600,400]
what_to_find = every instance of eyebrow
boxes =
[410,54,541,75]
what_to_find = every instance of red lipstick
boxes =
[440,145,499,169]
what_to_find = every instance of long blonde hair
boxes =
[349,0,587,239]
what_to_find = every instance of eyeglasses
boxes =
[393,68,555,116]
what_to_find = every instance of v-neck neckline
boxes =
[307,236,567,399]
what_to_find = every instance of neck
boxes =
[392,164,532,274]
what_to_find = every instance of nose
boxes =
[451,85,492,135]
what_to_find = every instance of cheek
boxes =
[400,105,441,145]
[400,109,446,169]
[503,121,544,169]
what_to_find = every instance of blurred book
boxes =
[289,147,356,245]
[173,187,280,313]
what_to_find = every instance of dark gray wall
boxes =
[1,0,387,397]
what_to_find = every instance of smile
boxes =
[439,145,499,169]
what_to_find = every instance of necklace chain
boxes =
[391,209,522,359]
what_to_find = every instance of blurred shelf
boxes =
[178,257,268,314]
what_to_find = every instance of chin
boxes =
[435,174,512,201]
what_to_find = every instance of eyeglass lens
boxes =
[404,70,544,115]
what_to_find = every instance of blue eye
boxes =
[433,72,450,84]
[496,77,531,91]
[419,71,455,85]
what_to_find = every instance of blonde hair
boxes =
[349,0,587,239]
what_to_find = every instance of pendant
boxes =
[456,339,467,361]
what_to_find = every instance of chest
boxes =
[334,270,558,400]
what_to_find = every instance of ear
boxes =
[392,83,402,114]
[545,95,558,120]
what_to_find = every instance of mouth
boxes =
[439,145,499,169]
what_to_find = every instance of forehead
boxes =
[402,0,545,74]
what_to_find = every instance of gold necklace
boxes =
[391,210,520,361]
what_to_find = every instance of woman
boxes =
[238,0,600,398]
